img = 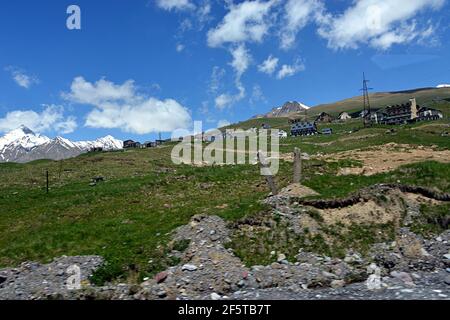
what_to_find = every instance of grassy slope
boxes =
[0,102,449,283]
[220,100,450,133]
[312,87,450,116]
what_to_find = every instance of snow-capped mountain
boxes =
[75,135,124,151]
[254,101,310,119]
[0,125,51,151]
[0,126,123,163]
[437,84,450,88]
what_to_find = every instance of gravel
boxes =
[0,214,448,300]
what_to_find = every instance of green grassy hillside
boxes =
[312,87,450,116]
[0,117,449,283]
[1,88,449,284]
[221,103,450,136]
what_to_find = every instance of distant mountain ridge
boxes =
[0,126,123,163]
[254,101,310,119]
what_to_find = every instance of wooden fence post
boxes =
[257,151,278,196]
[293,147,302,184]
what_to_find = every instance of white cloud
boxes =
[215,44,251,109]
[179,18,193,32]
[54,116,78,134]
[5,66,39,89]
[277,59,305,79]
[0,105,77,134]
[207,0,277,47]
[156,0,195,11]
[198,0,213,25]
[229,44,251,77]
[281,0,325,49]
[258,55,279,74]
[62,77,136,105]
[63,77,192,135]
[215,93,235,110]
[317,0,445,50]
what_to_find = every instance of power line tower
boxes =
[361,72,373,127]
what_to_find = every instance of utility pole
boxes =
[361,72,373,128]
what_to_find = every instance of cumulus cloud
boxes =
[5,66,39,89]
[0,105,77,134]
[155,0,195,11]
[277,59,305,79]
[280,0,325,49]
[54,116,78,134]
[207,0,277,47]
[215,93,235,110]
[63,77,192,135]
[317,0,445,50]
[62,77,136,105]
[258,55,279,74]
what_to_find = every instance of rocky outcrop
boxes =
[1,214,448,300]
[0,256,103,300]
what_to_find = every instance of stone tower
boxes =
[410,98,418,120]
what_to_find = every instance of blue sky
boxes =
[0,0,449,142]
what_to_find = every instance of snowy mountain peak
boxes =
[0,126,51,151]
[0,126,123,163]
[260,101,310,118]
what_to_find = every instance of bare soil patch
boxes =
[278,183,319,198]
[327,143,450,176]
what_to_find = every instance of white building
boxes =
[338,112,351,121]
[278,130,288,138]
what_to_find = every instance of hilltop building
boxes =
[123,140,139,148]
[290,118,318,136]
[417,106,444,121]
[338,112,352,121]
[143,141,157,148]
[321,128,333,135]
[315,112,334,123]
[278,130,288,138]
[371,98,443,125]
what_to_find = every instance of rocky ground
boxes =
[0,184,449,300]
[0,213,448,300]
